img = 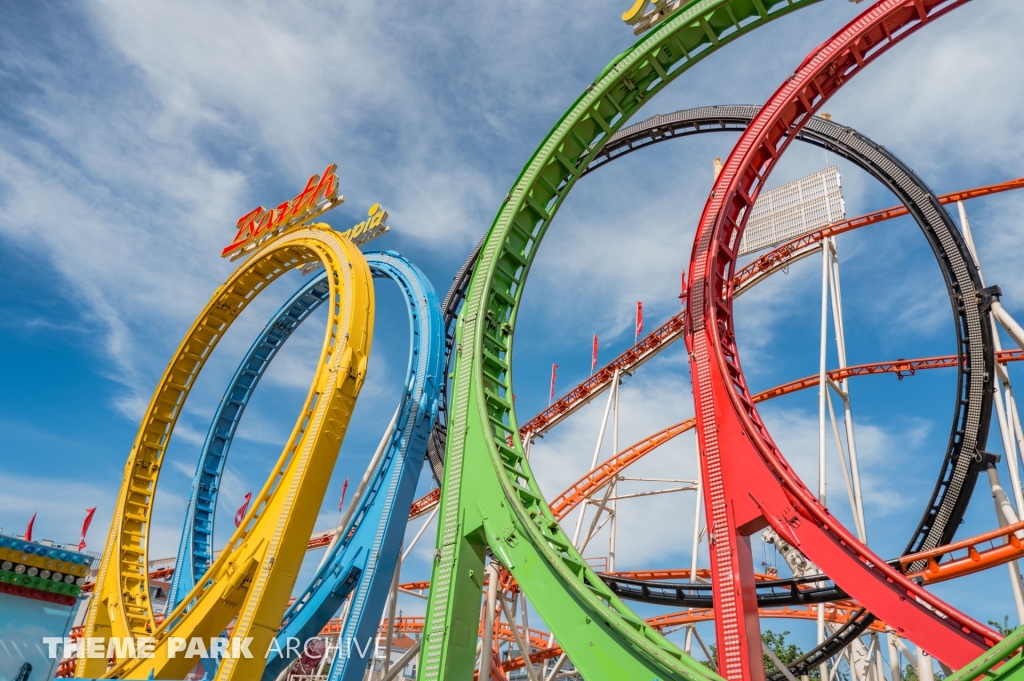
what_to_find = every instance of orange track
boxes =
[408,177,1024,521]
[550,350,1024,522]
[364,601,885,675]
[733,177,1024,291]
[86,350,1024,595]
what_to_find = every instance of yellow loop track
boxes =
[78,225,374,680]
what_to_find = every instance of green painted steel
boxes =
[417,1,821,679]
[947,624,1024,681]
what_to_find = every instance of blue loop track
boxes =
[167,250,443,681]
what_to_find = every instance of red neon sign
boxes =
[222,164,340,258]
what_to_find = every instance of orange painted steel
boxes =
[498,603,885,674]
[398,580,431,592]
[81,353,1024,598]
[325,518,1024,674]
[551,350,1024,523]
[901,519,1024,585]
[524,174,1024,441]
[363,602,886,675]
[405,177,1024,523]
[733,176,1024,291]
[611,569,773,582]
[517,313,688,440]
[409,487,441,519]
[81,565,174,594]
[643,601,887,634]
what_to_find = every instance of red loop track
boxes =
[685,1,996,678]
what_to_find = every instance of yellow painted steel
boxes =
[78,225,374,680]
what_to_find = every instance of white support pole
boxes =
[817,242,829,679]
[545,653,568,681]
[1004,386,1024,516]
[573,371,619,547]
[685,430,704,655]
[521,591,531,649]
[1007,389,1024,506]
[957,201,982,271]
[579,479,617,555]
[322,406,401,566]
[763,640,800,681]
[479,562,499,681]
[990,317,1024,518]
[955,202,1021,493]
[993,370,1018,491]
[917,648,935,681]
[380,639,421,681]
[691,627,719,673]
[402,506,439,564]
[609,372,621,572]
[497,590,541,681]
[826,391,860,539]
[893,637,917,668]
[381,545,402,676]
[957,200,1024,620]
[886,631,901,681]
[872,634,887,681]
[993,301,1024,351]
[819,239,830,508]
[986,464,1024,623]
[829,239,867,542]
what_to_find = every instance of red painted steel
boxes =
[686,1,995,677]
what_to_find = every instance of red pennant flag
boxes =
[79,508,97,552]
[338,477,349,512]
[591,335,599,375]
[635,302,643,343]
[25,513,36,542]
[679,269,688,306]
[549,364,558,406]
[234,492,252,528]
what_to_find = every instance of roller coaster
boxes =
[61,0,1024,680]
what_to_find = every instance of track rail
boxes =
[733,176,1024,292]
[684,1,996,677]
[81,225,374,680]
[553,350,1023,526]
[159,250,441,681]
[168,276,333,613]
[268,254,442,681]
[381,601,883,677]
[420,1,830,678]
[425,239,484,484]
[585,104,997,559]
[409,171,1021,521]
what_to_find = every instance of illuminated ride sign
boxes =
[222,164,391,260]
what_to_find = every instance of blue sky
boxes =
[2,0,1024,663]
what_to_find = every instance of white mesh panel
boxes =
[739,166,845,256]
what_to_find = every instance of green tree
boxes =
[700,629,823,680]
[989,615,1015,637]
[902,659,948,681]
[762,630,804,675]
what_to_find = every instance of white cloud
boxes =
[3,0,1024,634]
[530,368,700,569]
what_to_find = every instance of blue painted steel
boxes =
[263,251,443,680]
[168,251,443,681]
[168,275,331,612]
